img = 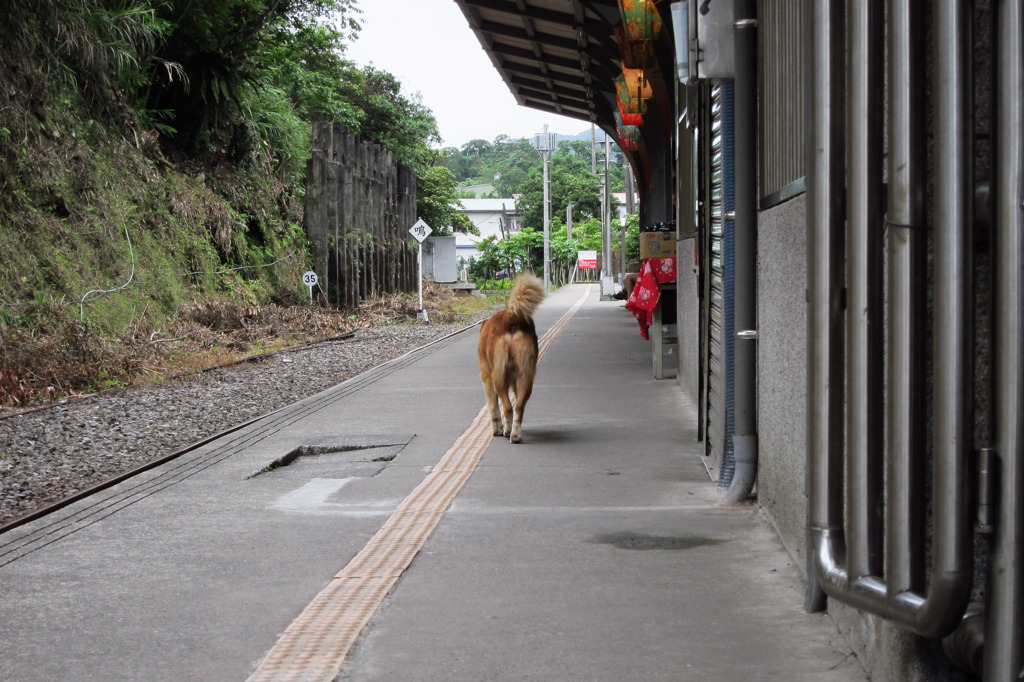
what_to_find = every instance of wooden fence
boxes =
[305,118,418,309]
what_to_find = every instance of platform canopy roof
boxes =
[452,0,635,131]
[452,0,676,188]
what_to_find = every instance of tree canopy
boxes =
[0,0,628,269]
[442,133,626,197]
[416,163,477,237]
[132,0,464,230]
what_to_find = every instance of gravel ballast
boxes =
[0,324,477,526]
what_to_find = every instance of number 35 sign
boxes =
[302,271,318,303]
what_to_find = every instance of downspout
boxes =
[718,0,757,506]
[982,0,1024,675]
[804,0,845,614]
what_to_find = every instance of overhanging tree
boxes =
[416,164,478,237]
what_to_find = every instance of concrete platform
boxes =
[0,283,866,681]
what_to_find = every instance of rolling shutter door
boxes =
[704,83,736,485]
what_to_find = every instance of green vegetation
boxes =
[466,215,639,286]
[0,0,471,405]
[446,135,636,286]
[442,134,627,200]
[0,0,632,406]
[443,132,634,285]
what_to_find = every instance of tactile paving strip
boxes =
[246,284,593,682]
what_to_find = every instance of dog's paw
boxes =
[510,434,523,444]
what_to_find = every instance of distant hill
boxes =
[458,183,497,198]
[447,125,625,196]
[504,127,610,145]
[563,127,612,143]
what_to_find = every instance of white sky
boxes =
[344,0,590,149]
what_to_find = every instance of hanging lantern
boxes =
[623,67,654,99]
[615,68,652,126]
[617,0,663,68]
[615,23,647,69]
[614,110,641,149]
[615,76,644,126]
[619,0,663,41]
[619,137,639,152]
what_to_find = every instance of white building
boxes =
[611,192,632,226]
[454,197,521,263]
[453,192,637,265]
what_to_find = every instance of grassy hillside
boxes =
[0,3,322,405]
[0,79,312,403]
[0,0,492,408]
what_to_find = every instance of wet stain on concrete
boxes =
[590,531,725,551]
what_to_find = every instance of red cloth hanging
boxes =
[625,258,677,339]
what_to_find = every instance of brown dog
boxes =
[478,273,545,443]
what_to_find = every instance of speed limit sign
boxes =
[302,271,318,302]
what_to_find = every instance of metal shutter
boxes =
[704,82,736,485]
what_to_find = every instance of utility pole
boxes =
[599,151,606,276]
[567,201,573,240]
[622,163,634,273]
[591,123,597,174]
[533,124,555,293]
[598,133,606,294]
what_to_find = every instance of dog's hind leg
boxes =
[481,373,503,436]
[509,376,534,444]
[496,382,514,438]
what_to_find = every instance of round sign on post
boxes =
[303,271,318,303]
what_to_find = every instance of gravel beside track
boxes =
[0,324,478,526]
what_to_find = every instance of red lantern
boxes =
[615,1,660,123]
[615,110,641,147]
[615,68,652,126]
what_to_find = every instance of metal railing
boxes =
[805,0,974,640]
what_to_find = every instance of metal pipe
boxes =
[925,0,975,635]
[844,0,884,581]
[804,0,845,613]
[984,0,1024,676]
[718,0,758,506]
[605,135,612,279]
[885,0,926,597]
[808,0,973,638]
[542,124,552,294]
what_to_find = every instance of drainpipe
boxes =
[804,0,845,614]
[718,0,758,506]
[982,0,1024,675]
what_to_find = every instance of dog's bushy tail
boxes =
[506,273,545,319]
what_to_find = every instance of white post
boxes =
[408,218,432,322]
[542,126,551,294]
[601,135,614,297]
[417,242,424,315]
[534,125,554,293]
